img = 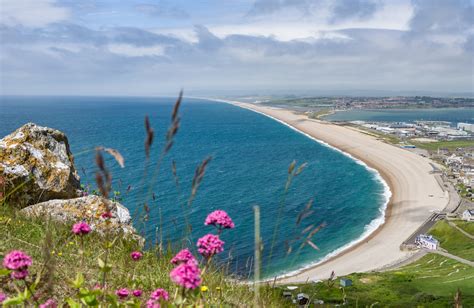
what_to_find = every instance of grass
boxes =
[279,254,474,306]
[410,139,474,151]
[428,220,474,261]
[348,125,401,145]
[0,204,285,306]
[454,220,474,236]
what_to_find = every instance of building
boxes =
[458,122,474,133]
[415,234,439,250]
[296,293,310,305]
[462,209,474,221]
[340,278,352,287]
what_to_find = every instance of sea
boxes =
[324,108,474,124]
[0,96,389,278]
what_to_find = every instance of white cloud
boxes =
[108,44,166,57]
[0,0,69,27]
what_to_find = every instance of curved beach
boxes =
[224,101,449,283]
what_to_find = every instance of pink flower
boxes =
[101,212,112,219]
[146,299,160,308]
[11,269,29,280]
[170,262,201,289]
[170,249,197,265]
[132,289,143,297]
[130,251,143,261]
[0,293,6,303]
[115,288,129,299]
[205,210,235,229]
[39,299,57,308]
[150,288,169,301]
[72,222,91,235]
[3,250,32,280]
[94,283,105,290]
[197,234,224,258]
[3,250,32,270]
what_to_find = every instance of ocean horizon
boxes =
[1,95,388,278]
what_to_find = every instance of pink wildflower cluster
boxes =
[146,288,169,307]
[170,249,196,265]
[170,261,202,289]
[130,251,143,261]
[197,234,224,258]
[132,290,142,297]
[2,250,32,280]
[0,293,6,304]
[39,299,57,308]
[205,210,235,229]
[115,288,130,299]
[72,222,91,235]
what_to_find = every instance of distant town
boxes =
[259,96,474,110]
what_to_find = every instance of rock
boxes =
[21,195,136,235]
[0,123,81,207]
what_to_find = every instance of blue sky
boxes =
[0,0,473,96]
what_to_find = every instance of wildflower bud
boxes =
[130,251,143,261]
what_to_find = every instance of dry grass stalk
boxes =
[144,115,154,159]
[165,90,183,154]
[253,205,261,307]
[96,147,125,168]
[188,156,212,206]
[269,160,307,262]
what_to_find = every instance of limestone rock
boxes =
[21,195,136,234]
[0,123,81,207]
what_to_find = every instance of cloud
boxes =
[409,0,473,34]
[1,0,69,27]
[247,0,380,22]
[134,2,189,18]
[0,0,472,95]
[330,0,379,22]
[248,0,312,16]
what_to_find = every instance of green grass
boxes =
[349,125,401,145]
[0,204,284,306]
[454,220,474,236]
[428,220,474,261]
[3,204,474,307]
[410,139,474,151]
[279,254,474,307]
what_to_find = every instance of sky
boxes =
[0,0,473,96]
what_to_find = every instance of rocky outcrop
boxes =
[21,195,136,234]
[2,123,137,237]
[0,123,81,207]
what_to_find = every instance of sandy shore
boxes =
[220,100,449,283]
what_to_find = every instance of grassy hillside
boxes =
[454,220,474,235]
[0,204,284,306]
[410,139,474,151]
[2,203,474,307]
[280,254,474,306]
[429,220,474,261]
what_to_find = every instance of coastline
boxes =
[211,98,448,283]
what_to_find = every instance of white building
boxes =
[446,154,463,166]
[462,209,474,221]
[415,234,439,250]
[458,123,474,133]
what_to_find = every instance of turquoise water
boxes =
[0,96,387,278]
[325,108,474,124]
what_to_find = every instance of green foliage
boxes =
[410,139,474,151]
[0,204,285,306]
[429,220,474,261]
[454,220,474,235]
[278,254,474,306]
